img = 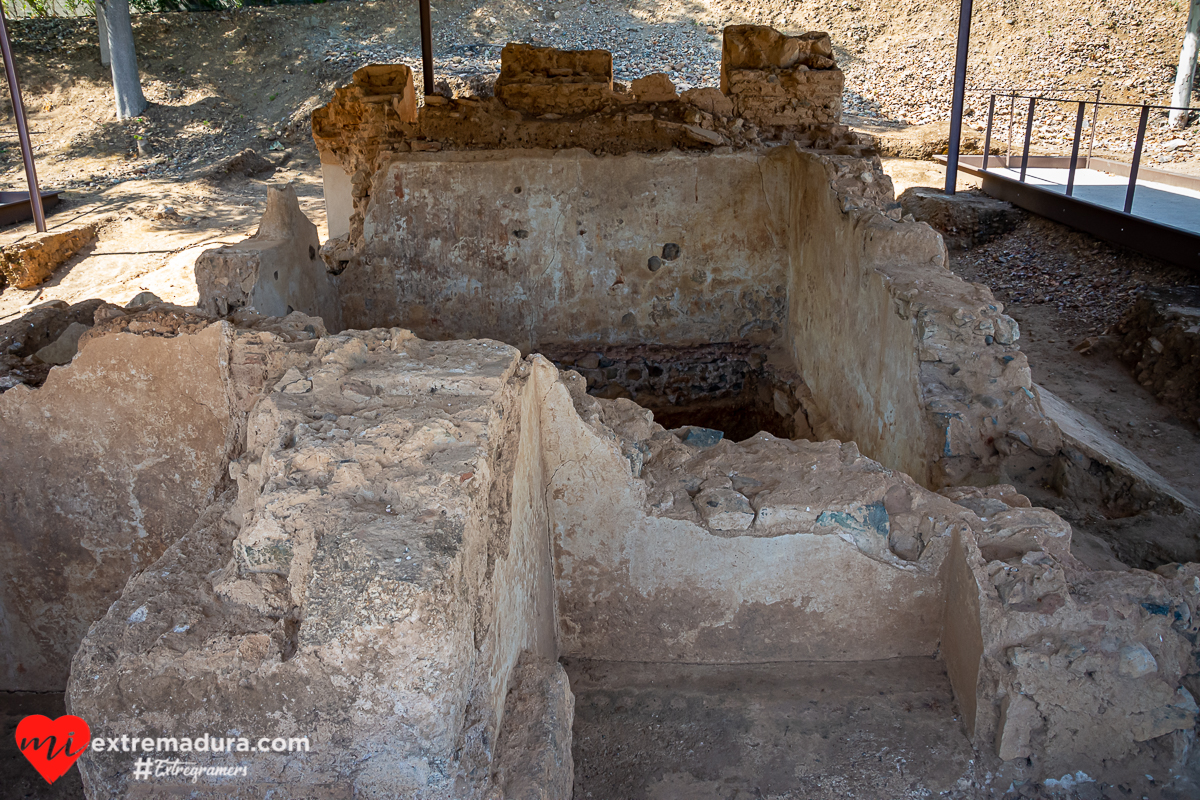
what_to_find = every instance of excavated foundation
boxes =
[1,24,1199,800]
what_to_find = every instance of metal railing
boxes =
[975,90,1196,215]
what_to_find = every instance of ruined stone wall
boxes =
[68,327,564,799]
[778,146,1060,490]
[311,28,864,249]
[341,149,789,349]
[536,357,963,663]
[195,184,342,330]
[48,321,1200,792]
[937,484,1200,780]
[0,323,239,691]
[316,132,1060,493]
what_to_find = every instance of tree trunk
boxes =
[1170,0,1200,128]
[98,0,146,119]
[96,3,109,67]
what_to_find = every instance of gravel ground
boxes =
[950,213,1198,339]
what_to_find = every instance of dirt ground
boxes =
[566,657,978,800]
[0,165,326,323]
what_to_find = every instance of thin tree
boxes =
[96,1,109,67]
[96,0,146,119]
[1170,0,1200,128]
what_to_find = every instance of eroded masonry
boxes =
[2,25,1199,798]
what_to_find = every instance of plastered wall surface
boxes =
[534,356,956,663]
[342,149,789,351]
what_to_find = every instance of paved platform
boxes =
[982,165,1200,236]
[943,155,1200,267]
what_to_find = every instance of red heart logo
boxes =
[15,714,91,784]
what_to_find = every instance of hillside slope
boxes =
[0,0,1194,198]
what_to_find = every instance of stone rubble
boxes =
[1115,287,1200,429]
[0,223,98,291]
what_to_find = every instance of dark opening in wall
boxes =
[547,343,804,443]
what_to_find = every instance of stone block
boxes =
[719,26,844,131]
[68,330,562,798]
[494,43,613,114]
[492,655,575,800]
[1,322,237,690]
[353,62,417,123]
[0,223,97,290]
[995,694,1040,760]
[630,73,677,103]
[195,183,341,330]
[898,187,1023,250]
[32,321,89,365]
[682,86,734,118]
[721,25,837,94]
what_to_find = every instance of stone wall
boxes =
[537,357,964,663]
[778,146,1059,490]
[68,328,564,799]
[311,27,866,248]
[0,323,239,690]
[341,149,791,349]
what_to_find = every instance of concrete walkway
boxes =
[981,165,1200,235]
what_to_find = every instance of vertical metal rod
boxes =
[418,0,434,95]
[1019,97,1036,182]
[1087,89,1100,165]
[0,5,44,232]
[1066,101,1085,197]
[1006,91,1015,168]
[944,0,973,195]
[1124,103,1150,214]
[982,93,995,170]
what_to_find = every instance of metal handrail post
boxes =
[1067,101,1085,197]
[0,4,44,232]
[1124,103,1150,214]
[1019,97,1036,182]
[982,93,995,170]
[1087,89,1100,165]
[1006,91,1015,168]
[944,0,974,195]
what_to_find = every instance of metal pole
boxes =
[1007,92,1015,168]
[982,93,995,170]
[418,0,434,95]
[1087,89,1100,165]
[1019,97,1035,183]
[1124,103,1150,214]
[1067,101,1085,197]
[944,0,973,195]
[0,5,44,232]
